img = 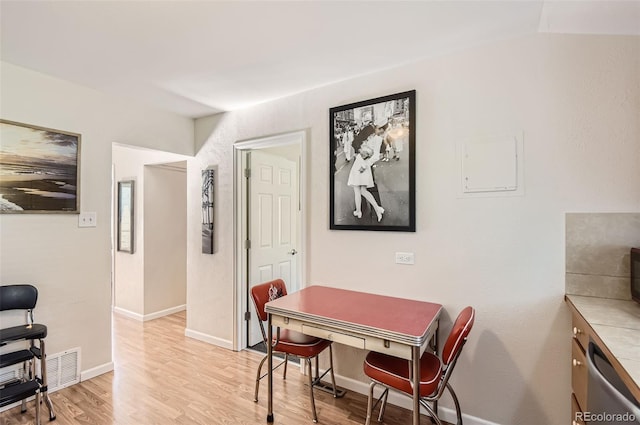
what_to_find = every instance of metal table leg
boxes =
[412,345,420,425]
[266,314,274,422]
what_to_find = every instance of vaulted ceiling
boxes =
[2,1,638,118]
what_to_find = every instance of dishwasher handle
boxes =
[587,341,640,424]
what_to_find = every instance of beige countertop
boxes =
[566,294,640,394]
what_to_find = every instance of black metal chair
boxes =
[0,284,56,424]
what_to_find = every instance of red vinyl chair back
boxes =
[251,279,288,322]
[442,306,475,366]
[363,306,476,425]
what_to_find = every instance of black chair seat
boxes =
[0,324,47,345]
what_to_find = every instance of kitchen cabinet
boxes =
[566,295,640,425]
[570,309,590,420]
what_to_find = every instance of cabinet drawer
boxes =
[571,311,590,350]
[571,338,588,412]
[571,393,586,425]
[301,324,366,349]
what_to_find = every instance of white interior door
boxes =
[248,150,299,347]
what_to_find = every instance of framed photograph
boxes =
[0,119,81,213]
[117,180,135,253]
[329,90,416,232]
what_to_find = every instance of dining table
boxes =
[264,285,443,425]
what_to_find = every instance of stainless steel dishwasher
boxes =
[587,341,640,424]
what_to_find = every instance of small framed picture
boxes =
[329,90,416,232]
[117,180,135,253]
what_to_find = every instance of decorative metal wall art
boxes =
[202,168,215,254]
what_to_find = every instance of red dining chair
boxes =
[363,306,475,425]
[251,279,337,423]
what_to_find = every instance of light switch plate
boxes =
[78,212,97,227]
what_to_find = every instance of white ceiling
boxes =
[1,1,638,118]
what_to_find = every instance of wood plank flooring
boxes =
[1,311,442,425]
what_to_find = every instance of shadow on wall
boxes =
[288,299,569,425]
[451,299,569,425]
[194,112,228,154]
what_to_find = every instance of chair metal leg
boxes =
[38,339,56,420]
[364,381,391,424]
[446,382,463,425]
[34,388,41,425]
[365,381,377,425]
[254,354,268,402]
[306,358,318,423]
[420,399,443,425]
[283,353,288,380]
[20,359,28,413]
[20,358,33,413]
[377,387,389,422]
[255,351,291,402]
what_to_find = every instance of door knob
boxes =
[288,249,298,255]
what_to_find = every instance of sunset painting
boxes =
[0,120,80,213]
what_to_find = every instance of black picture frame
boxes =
[0,119,81,213]
[330,90,416,232]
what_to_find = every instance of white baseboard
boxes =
[113,304,186,322]
[144,304,186,321]
[185,327,234,350]
[113,306,144,321]
[81,361,114,381]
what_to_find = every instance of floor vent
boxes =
[45,347,81,391]
[0,364,24,384]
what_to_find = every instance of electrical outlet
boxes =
[395,252,414,265]
[78,212,97,228]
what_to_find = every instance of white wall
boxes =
[0,62,194,377]
[144,164,187,315]
[112,145,190,318]
[191,34,640,425]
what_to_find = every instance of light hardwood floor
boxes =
[1,311,442,425]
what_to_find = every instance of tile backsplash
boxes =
[566,213,640,300]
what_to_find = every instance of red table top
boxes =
[265,285,442,345]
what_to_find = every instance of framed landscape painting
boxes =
[329,90,416,232]
[0,120,81,213]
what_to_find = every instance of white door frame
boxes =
[233,130,308,351]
